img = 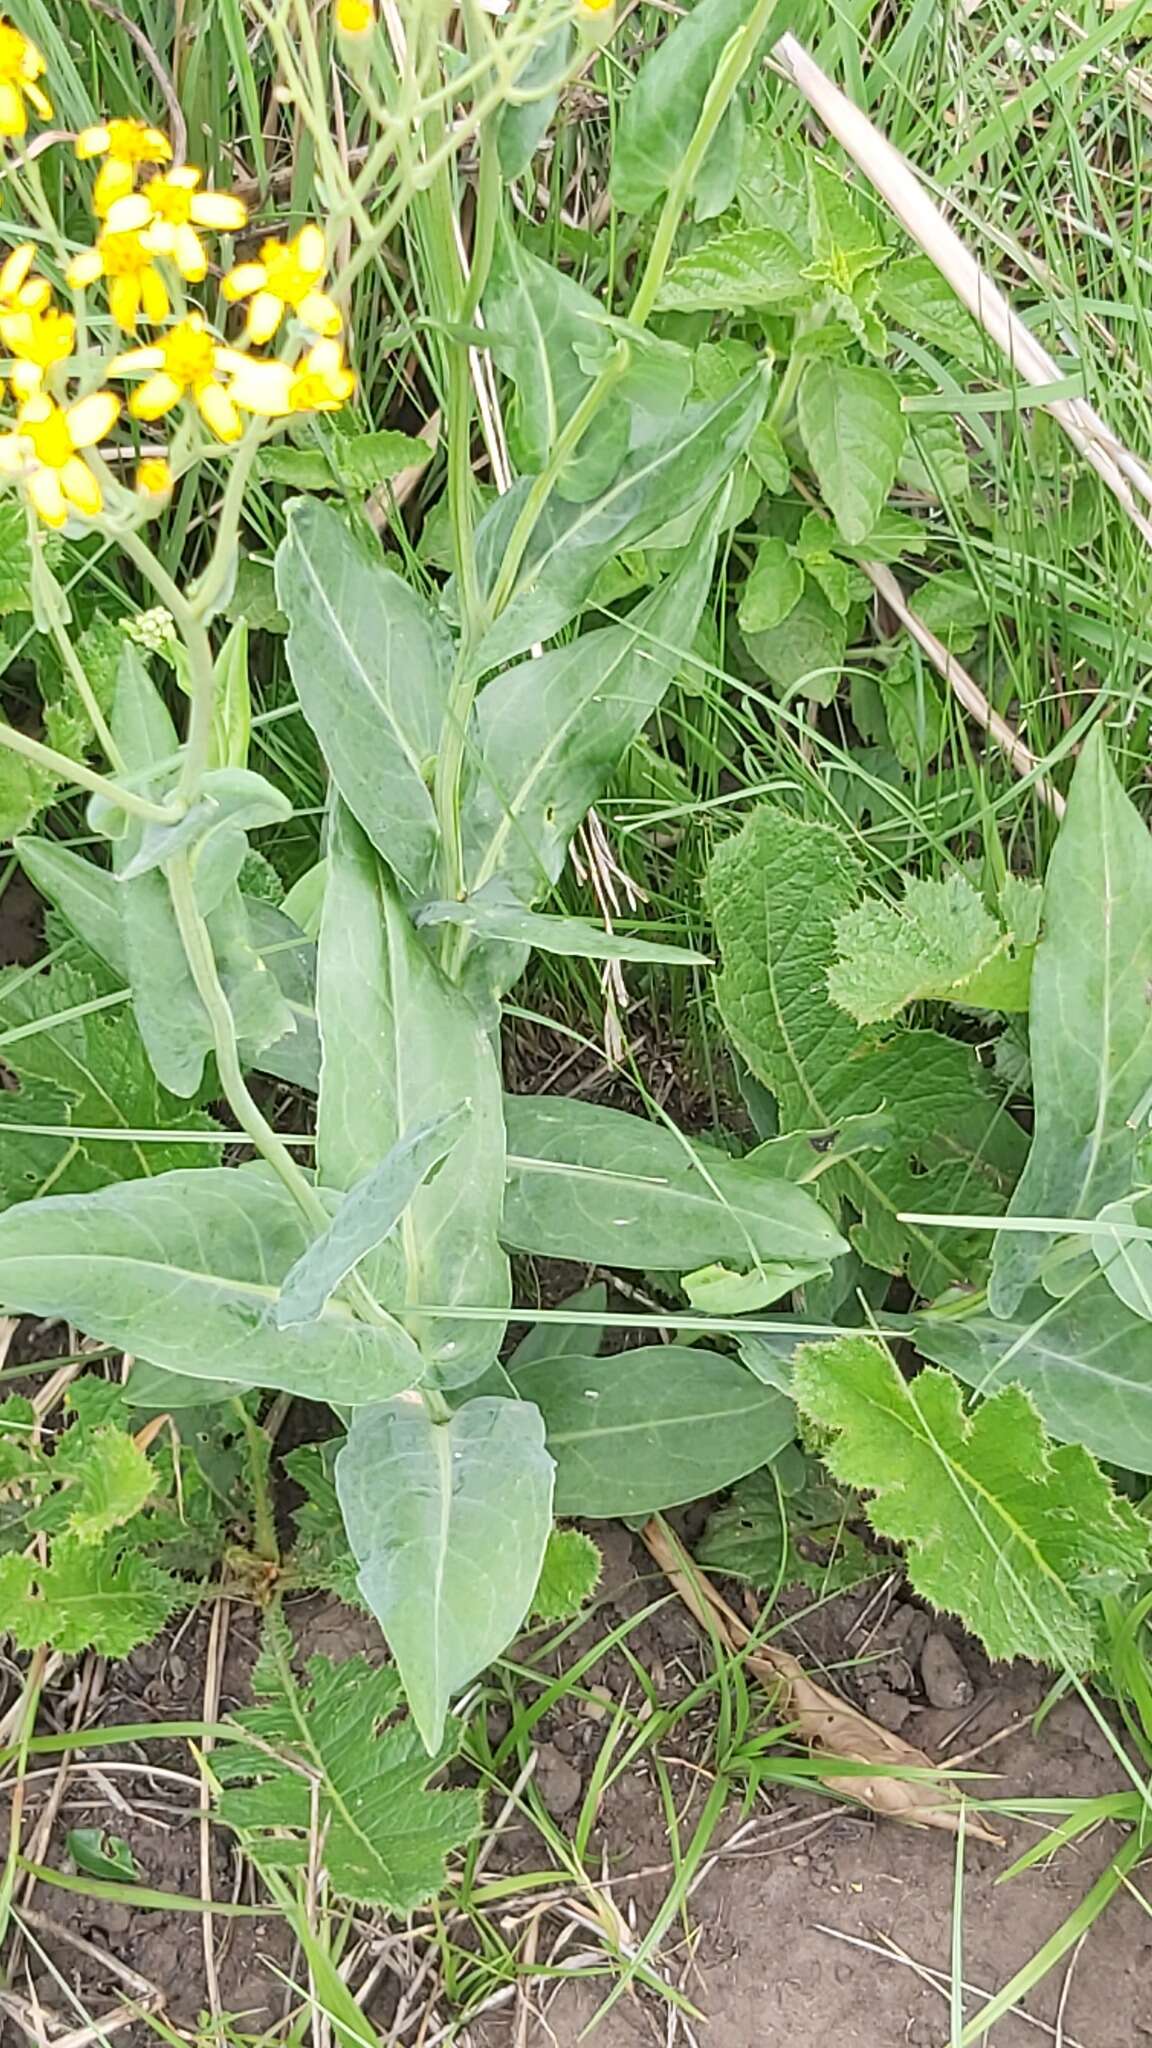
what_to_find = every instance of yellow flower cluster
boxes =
[0,25,356,528]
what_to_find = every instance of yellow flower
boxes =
[336,0,375,32]
[110,314,249,442]
[106,167,248,284]
[0,389,119,528]
[135,455,173,505]
[4,303,75,398]
[221,225,341,345]
[75,118,171,216]
[67,226,170,332]
[0,243,50,324]
[227,337,355,419]
[0,19,52,139]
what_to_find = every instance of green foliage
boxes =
[532,1527,602,1621]
[828,871,1032,1023]
[214,1612,481,1909]
[709,806,1026,1294]
[697,1462,880,1595]
[793,1335,1150,1668]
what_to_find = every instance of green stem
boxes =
[115,526,221,803]
[234,1400,279,1565]
[187,430,264,624]
[167,853,330,1234]
[0,719,181,824]
[43,606,122,772]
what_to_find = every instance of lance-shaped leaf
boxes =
[318,808,509,1388]
[511,1347,795,1516]
[473,376,766,668]
[462,539,719,915]
[277,500,451,897]
[793,1334,1149,1667]
[612,0,788,215]
[276,1105,471,1327]
[502,1094,845,1276]
[416,889,707,966]
[914,1276,1152,1475]
[991,727,1152,1315]
[0,1168,423,1403]
[16,836,128,976]
[336,1396,554,1751]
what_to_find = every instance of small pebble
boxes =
[533,1741,584,1816]
[920,1631,974,1710]
[863,1684,912,1733]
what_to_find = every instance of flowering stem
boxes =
[187,429,264,624]
[41,607,122,772]
[114,524,219,801]
[0,719,182,825]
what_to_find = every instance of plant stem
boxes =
[166,852,330,1234]
[115,526,222,803]
[234,1400,279,1566]
[42,607,122,772]
[0,720,182,824]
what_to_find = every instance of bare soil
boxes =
[7,1526,1151,2048]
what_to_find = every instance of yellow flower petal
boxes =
[244,291,283,344]
[196,380,242,442]
[9,359,42,398]
[140,268,170,323]
[108,345,164,374]
[129,372,182,421]
[0,243,35,299]
[24,80,52,120]
[67,390,119,448]
[60,455,102,517]
[27,466,66,526]
[94,159,135,216]
[75,124,112,160]
[296,224,325,274]
[337,0,375,32]
[0,430,28,476]
[297,289,342,337]
[105,193,153,233]
[108,273,141,330]
[136,456,173,500]
[221,262,264,302]
[191,193,248,231]
[227,357,294,416]
[172,221,206,282]
[67,247,104,289]
[0,80,26,136]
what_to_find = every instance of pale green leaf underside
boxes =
[336,1396,554,1751]
[0,1168,423,1404]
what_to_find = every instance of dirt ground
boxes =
[7,1521,1151,2048]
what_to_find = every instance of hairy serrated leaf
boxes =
[709,807,1026,1293]
[54,1424,154,1544]
[0,1538,183,1657]
[792,1335,1149,1667]
[214,1613,480,1908]
[531,1527,602,1621]
[828,872,1029,1024]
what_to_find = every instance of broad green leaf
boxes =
[793,1334,1149,1667]
[697,1469,786,1586]
[1093,1192,1152,1322]
[531,1526,602,1621]
[276,1105,470,1327]
[899,411,970,501]
[415,890,707,966]
[496,22,573,178]
[0,1538,182,1657]
[336,1396,554,1750]
[484,229,626,499]
[241,897,320,1091]
[16,837,128,975]
[473,376,767,668]
[742,581,845,705]
[611,0,784,215]
[991,728,1152,1315]
[915,1277,1152,1473]
[318,808,509,1388]
[878,255,986,368]
[878,654,945,770]
[710,807,1026,1295]
[655,227,810,314]
[0,1168,423,1403]
[124,1361,245,1409]
[506,1283,608,1373]
[511,1348,795,1516]
[65,1829,138,1883]
[0,746,51,836]
[214,1612,480,1907]
[462,543,717,917]
[681,1257,828,1312]
[806,157,886,289]
[116,767,290,889]
[828,872,1030,1024]
[0,954,221,1211]
[502,1094,845,1275]
[0,496,34,615]
[738,129,811,246]
[276,500,450,896]
[737,536,805,634]
[796,361,906,544]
